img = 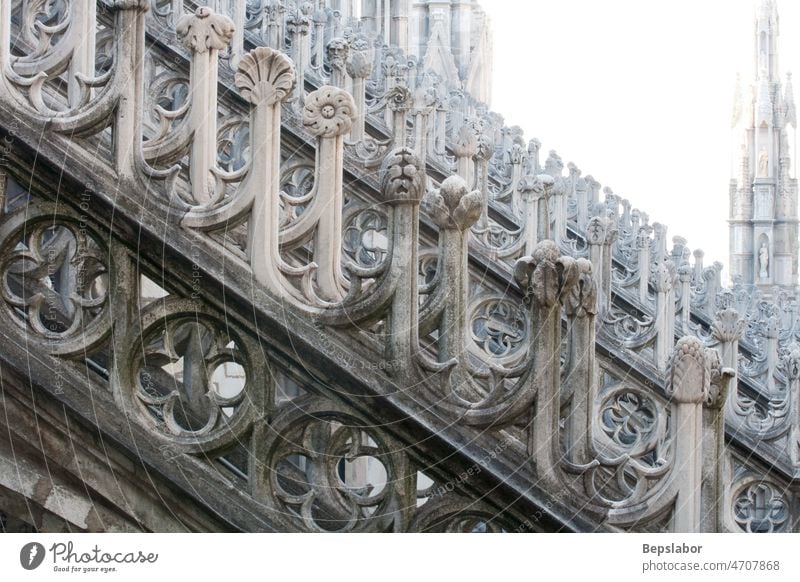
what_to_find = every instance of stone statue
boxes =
[759,242,769,279]
[758,148,769,177]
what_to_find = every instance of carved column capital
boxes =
[176,7,235,53]
[652,260,677,293]
[303,86,357,137]
[235,47,296,106]
[424,175,483,231]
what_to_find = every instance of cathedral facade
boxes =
[0,0,798,533]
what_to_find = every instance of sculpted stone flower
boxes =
[176,7,235,53]
[424,175,483,231]
[235,47,296,106]
[303,86,357,138]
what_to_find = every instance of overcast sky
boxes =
[484,0,800,280]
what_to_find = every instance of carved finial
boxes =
[235,47,296,105]
[424,175,483,231]
[563,258,597,318]
[711,308,744,343]
[668,336,706,404]
[303,86,358,137]
[514,241,579,308]
[652,260,677,293]
[176,7,235,53]
[380,148,425,205]
[586,216,608,245]
[346,35,374,79]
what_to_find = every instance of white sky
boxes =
[484,0,800,279]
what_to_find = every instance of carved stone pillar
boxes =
[312,3,328,71]
[527,138,541,175]
[176,7,235,206]
[453,122,477,188]
[346,36,374,142]
[234,47,296,295]
[693,249,705,286]
[423,175,483,364]
[765,315,779,394]
[678,263,693,334]
[382,148,425,365]
[637,225,653,304]
[515,241,579,482]
[390,0,410,53]
[668,337,706,533]
[586,216,614,315]
[706,306,744,532]
[265,1,286,49]
[297,86,358,301]
[784,344,800,467]
[519,174,555,256]
[562,259,598,465]
[287,4,311,107]
[509,144,527,217]
[651,222,667,265]
[653,260,677,371]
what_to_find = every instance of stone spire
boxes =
[729,0,799,293]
